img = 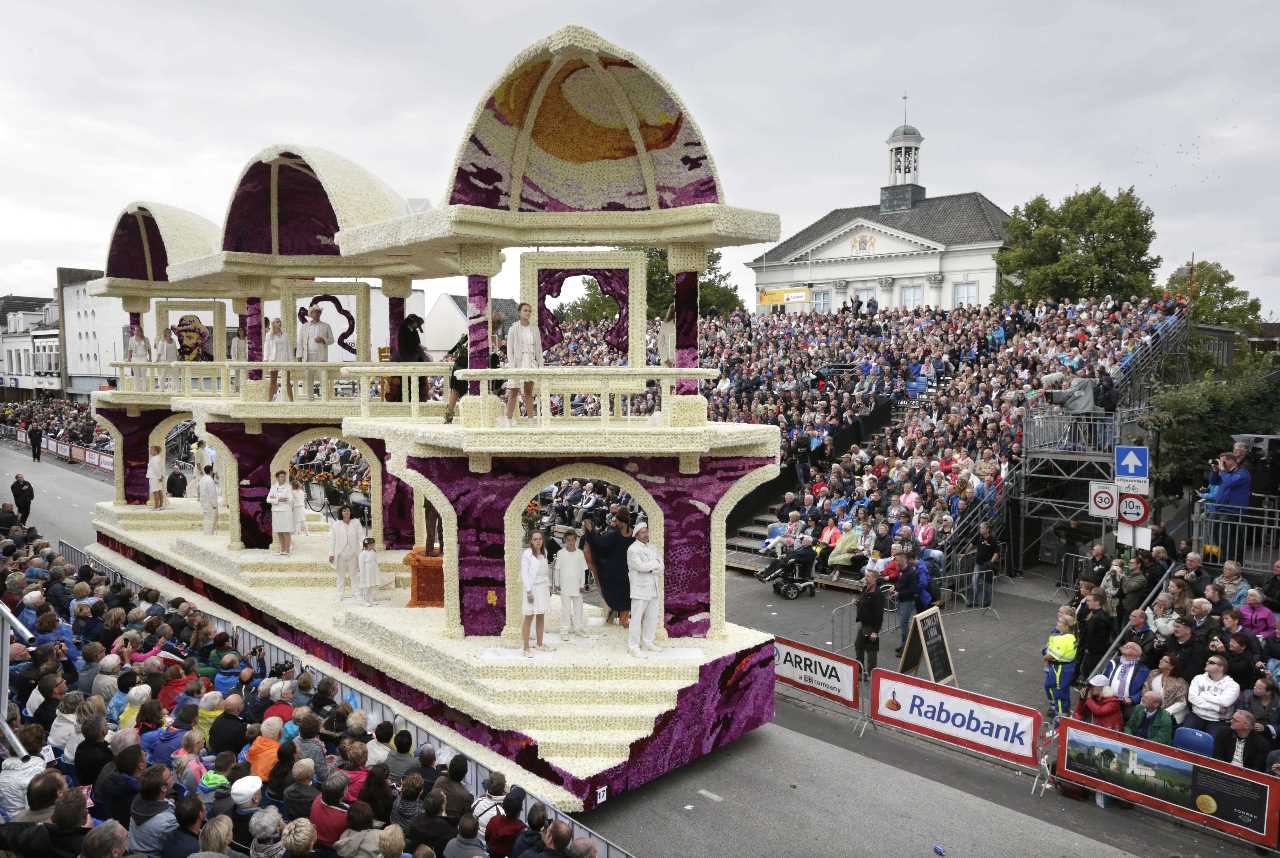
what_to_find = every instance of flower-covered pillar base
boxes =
[205,421,333,548]
[95,407,179,505]
[668,244,706,396]
[403,454,771,637]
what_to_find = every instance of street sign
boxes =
[1115,446,1149,479]
[1116,523,1152,549]
[1115,476,1150,496]
[1088,482,1119,519]
[1118,493,1150,526]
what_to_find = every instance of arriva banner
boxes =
[870,669,1042,766]
[774,637,860,709]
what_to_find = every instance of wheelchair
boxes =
[754,552,817,600]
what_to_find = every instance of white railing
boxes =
[454,367,717,428]
[341,363,455,418]
[109,362,229,397]
[225,361,385,403]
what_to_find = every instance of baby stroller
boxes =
[754,550,817,600]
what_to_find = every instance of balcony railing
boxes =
[109,362,230,397]
[454,367,717,428]
[341,363,455,418]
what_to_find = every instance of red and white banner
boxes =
[57,442,70,457]
[15,430,26,445]
[86,451,99,467]
[870,669,1043,767]
[774,637,860,709]
[1057,718,1280,848]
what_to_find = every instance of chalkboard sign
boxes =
[897,606,956,686]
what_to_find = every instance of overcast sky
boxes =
[2,1,1277,314]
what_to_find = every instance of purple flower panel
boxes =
[674,271,699,394]
[467,276,490,396]
[404,455,772,637]
[535,269,629,356]
[95,408,183,504]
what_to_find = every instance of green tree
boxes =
[555,277,618,323]
[643,248,745,319]
[1165,259,1261,333]
[1148,351,1280,497]
[994,185,1161,303]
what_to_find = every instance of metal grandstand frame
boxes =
[1012,312,1190,573]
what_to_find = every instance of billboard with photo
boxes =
[1057,718,1280,848]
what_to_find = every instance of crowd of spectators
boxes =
[1057,540,1280,773]
[0,530,598,858]
[755,295,1184,604]
[0,401,108,452]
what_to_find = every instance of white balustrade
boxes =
[340,363,455,418]
[454,367,716,428]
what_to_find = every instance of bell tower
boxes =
[881,103,926,213]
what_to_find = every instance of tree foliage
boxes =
[643,248,744,319]
[1148,352,1280,497]
[994,185,1161,304]
[555,248,745,323]
[1165,259,1261,333]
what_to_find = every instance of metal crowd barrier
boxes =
[1190,499,1280,577]
[73,546,638,858]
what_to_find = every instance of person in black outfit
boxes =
[75,716,114,788]
[970,522,1000,607]
[1078,594,1113,678]
[10,474,33,525]
[165,465,187,499]
[855,569,885,676]
[396,314,429,402]
[582,513,633,626]
[1212,710,1270,771]
[1151,618,1209,682]
[27,425,41,462]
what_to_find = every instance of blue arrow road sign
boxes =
[1115,446,1149,479]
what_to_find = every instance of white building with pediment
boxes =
[747,123,1009,313]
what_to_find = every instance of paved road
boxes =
[0,440,112,550]
[8,446,1258,857]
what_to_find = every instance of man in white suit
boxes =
[197,464,219,535]
[625,520,662,657]
[296,305,335,400]
[329,505,366,601]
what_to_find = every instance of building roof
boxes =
[0,296,52,316]
[749,192,1009,266]
[448,294,521,326]
[889,124,921,139]
[57,268,104,289]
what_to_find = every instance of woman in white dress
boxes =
[265,470,295,555]
[520,531,553,657]
[356,537,379,607]
[264,318,293,402]
[329,505,366,602]
[504,302,543,423]
[290,480,310,536]
[658,304,676,367]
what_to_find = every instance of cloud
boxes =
[1,0,1277,313]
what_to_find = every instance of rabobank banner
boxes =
[870,669,1042,767]
[774,637,860,709]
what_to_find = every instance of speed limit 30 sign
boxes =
[1089,482,1118,519]
[1118,493,1150,526]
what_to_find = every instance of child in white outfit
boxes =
[356,537,379,607]
[553,529,589,641]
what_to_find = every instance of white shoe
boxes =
[642,642,661,652]
[629,646,647,658]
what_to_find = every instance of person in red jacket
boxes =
[483,787,527,858]
[1074,674,1125,731]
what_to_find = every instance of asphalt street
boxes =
[3,442,1259,857]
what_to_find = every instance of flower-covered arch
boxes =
[221,145,410,257]
[267,427,385,550]
[499,463,664,640]
[446,25,723,213]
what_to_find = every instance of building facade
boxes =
[0,297,62,401]
[747,123,1009,313]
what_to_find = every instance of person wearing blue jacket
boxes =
[141,704,196,767]
[1210,452,1252,562]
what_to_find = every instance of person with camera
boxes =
[1208,451,1252,563]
